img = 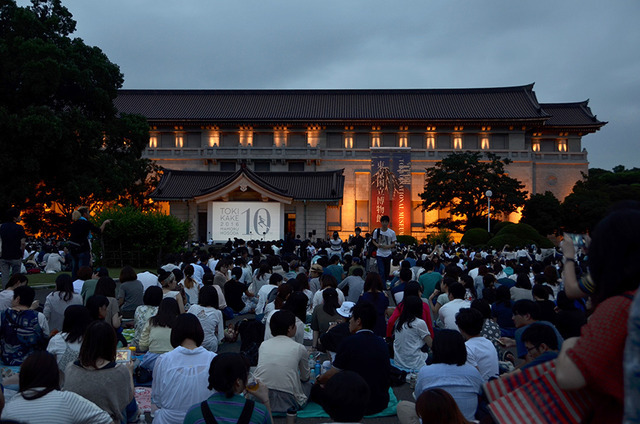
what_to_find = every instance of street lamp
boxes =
[486,190,493,232]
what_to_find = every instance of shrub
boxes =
[461,228,491,247]
[94,206,190,268]
[487,223,554,249]
[426,228,454,245]
[396,235,418,247]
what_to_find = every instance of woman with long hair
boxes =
[251,262,272,295]
[46,305,92,384]
[393,295,432,370]
[386,281,434,338]
[64,321,136,423]
[93,276,121,331]
[151,314,217,424]
[181,264,199,306]
[311,287,341,349]
[2,351,112,423]
[358,273,389,337]
[264,290,308,344]
[43,273,82,333]
[133,286,163,348]
[138,297,180,370]
[188,286,224,352]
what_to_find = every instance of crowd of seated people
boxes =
[1,204,639,423]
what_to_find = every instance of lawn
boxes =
[25,267,151,287]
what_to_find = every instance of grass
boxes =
[25,267,150,287]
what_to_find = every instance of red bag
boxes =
[484,361,593,424]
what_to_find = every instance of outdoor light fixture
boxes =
[486,190,493,232]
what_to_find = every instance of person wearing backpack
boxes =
[372,215,396,282]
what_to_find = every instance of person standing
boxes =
[372,215,396,281]
[68,207,110,280]
[349,227,366,259]
[0,208,26,289]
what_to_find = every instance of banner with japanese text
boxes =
[370,149,412,235]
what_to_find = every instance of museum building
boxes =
[113,83,605,242]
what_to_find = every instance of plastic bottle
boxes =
[309,354,316,381]
[314,360,321,378]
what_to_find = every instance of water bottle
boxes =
[309,354,316,381]
[314,360,321,378]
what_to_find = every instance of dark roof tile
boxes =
[540,101,606,127]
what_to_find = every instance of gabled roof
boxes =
[540,101,607,128]
[151,168,344,202]
[115,84,550,122]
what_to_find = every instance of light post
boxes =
[486,190,493,232]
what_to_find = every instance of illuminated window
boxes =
[274,128,287,147]
[371,133,381,147]
[558,139,568,152]
[149,136,158,148]
[481,137,490,149]
[239,129,253,147]
[208,131,219,147]
[532,140,540,152]
[344,134,354,149]
[453,136,462,149]
[399,134,408,147]
[307,127,320,147]
[175,134,184,148]
[426,135,435,149]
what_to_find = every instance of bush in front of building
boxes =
[396,235,418,247]
[460,228,492,247]
[426,228,454,245]
[487,223,553,249]
[94,206,190,268]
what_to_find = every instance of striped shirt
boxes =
[183,393,271,424]
[2,389,112,424]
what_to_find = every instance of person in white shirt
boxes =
[437,283,470,331]
[137,270,161,293]
[372,215,396,281]
[455,308,499,382]
[254,309,311,412]
[152,314,217,424]
[393,296,432,370]
[187,286,224,352]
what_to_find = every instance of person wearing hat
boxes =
[309,264,323,295]
[318,301,355,359]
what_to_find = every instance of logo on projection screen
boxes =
[211,202,281,241]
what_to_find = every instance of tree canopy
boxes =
[419,152,527,232]
[520,191,562,236]
[0,0,154,233]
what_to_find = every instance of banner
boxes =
[210,201,281,241]
[370,149,412,235]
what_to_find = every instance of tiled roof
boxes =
[540,101,606,128]
[114,84,550,122]
[151,168,344,201]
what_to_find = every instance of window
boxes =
[274,127,287,147]
[307,127,320,147]
[288,161,304,172]
[426,135,435,149]
[208,131,220,147]
[254,161,270,172]
[175,134,184,148]
[327,206,341,229]
[220,161,236,172]
[149,135,158,148]
[532,140,540,152]
[558,139,568,152]
[355,200,369,229]
[239,128,253,147]
[481,136,490,149]
[371,133,381,147]
[453,136,462,149]
[412,201,424,228]
[399,134,408,147]
[344,134,354,149]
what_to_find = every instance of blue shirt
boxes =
[414,363,483,421]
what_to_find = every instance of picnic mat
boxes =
[274,388,398,418]
[135,387,152,412]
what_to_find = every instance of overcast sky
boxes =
[30,0,640,170]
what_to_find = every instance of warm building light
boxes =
[239,127,253,147]
[481,137,490,149]
[426,135,435,149]
[532,141,540,152]
[558,139,568,152]
[149,136,158,148]
[371,133,381,147]
[345,134,354,149]
[175,134,184,148]
[453,136,462,149]
[208,132,219,147]
[399,134,408,147]
[307,127,320,147]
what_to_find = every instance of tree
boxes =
[520,191,562,236]
[0,0,154,234]
[419,152,527,232]
[560,166,640,233]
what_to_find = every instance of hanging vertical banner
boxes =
[370,150,392,228]
[370,149,412,235]
[392,150,412,235]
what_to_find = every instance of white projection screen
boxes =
[210,202,282,241]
